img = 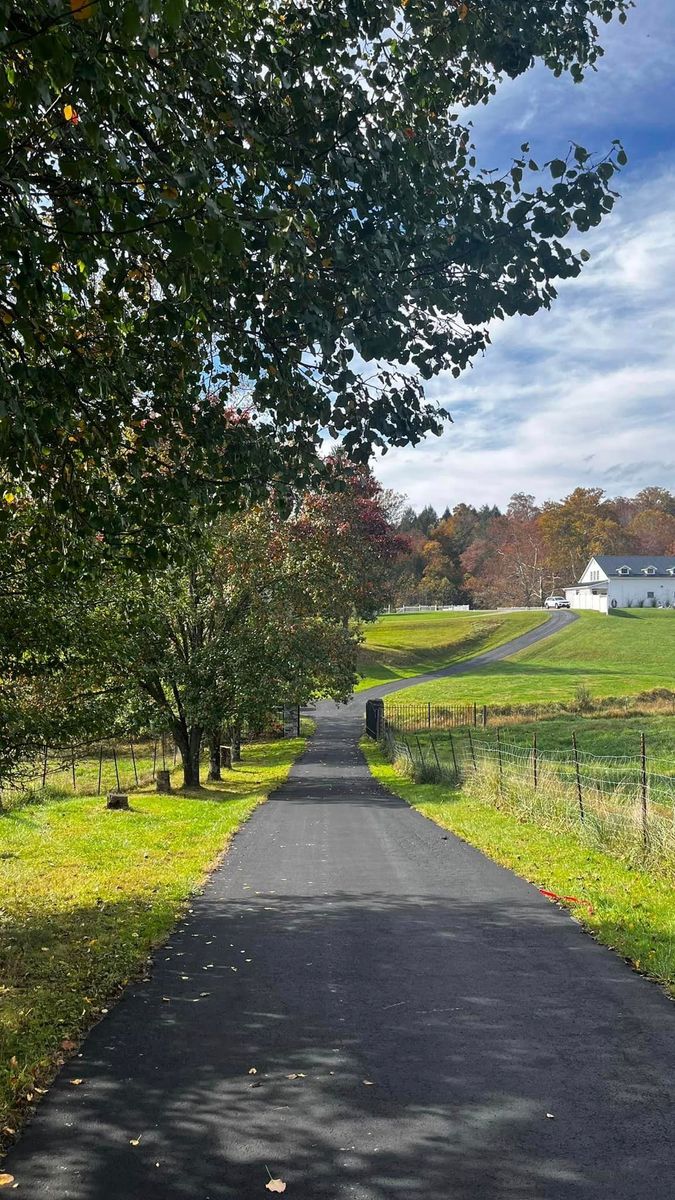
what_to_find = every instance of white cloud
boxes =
[374,165,675,511]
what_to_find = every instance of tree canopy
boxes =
[1,0,630,552]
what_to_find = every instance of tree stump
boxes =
[220,746,233,769]
[107,791,129,810]
[156,769,172,793]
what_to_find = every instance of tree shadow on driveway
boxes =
[5,881,674,1200]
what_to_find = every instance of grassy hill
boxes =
[356,609,548,690]
[399,609,675,707]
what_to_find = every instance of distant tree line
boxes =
[388,487,675,609]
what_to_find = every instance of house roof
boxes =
[565,581,608,590]
[591,555,675,578]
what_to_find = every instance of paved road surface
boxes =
[5,612,674,1198]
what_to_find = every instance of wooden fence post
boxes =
[641,732,649,855]
[71,745,76,792]
[113,745,120,791]
[572,733,584,823]
[473,702,477,727]
[42,743,48,789]
[427,701,431,730]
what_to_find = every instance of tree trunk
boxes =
[174,720,203,788]
[230,721,242,763]
[208,728,222,781]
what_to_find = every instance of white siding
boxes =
[606,575,675,610]
[565,587,608,613]
[566,575,675,613]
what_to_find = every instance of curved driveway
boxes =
[5,610,674,1199]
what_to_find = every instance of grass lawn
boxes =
[399,609,675,707]
[356,609,549,690]
[362,738,675,998]
[0,735,306,1145]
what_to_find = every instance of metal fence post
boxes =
[42,743,48,789]
[641,732,649,855]
[152,739,158,781]
[572,733,584,823]
[532,731,538,790]
[130,738,139,785]
[97,744,104,795]
[430,736,442,774]
[483,705,488,728]
[467,728,477,770]
[497,728,503,795]
[448,731,459,778]
[427,701,431,730]
[71,745,77,792]
[113,745,120,791]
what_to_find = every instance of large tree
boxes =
[1,0,630,553]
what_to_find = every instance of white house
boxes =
[565,555,675,614]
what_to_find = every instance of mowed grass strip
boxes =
[362,738,675,998]
[0,736,306,1140]
[356,609,549,690]
[400,609,675,706]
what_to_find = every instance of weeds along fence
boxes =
[381,722,675,877]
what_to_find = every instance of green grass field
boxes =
[399,610,675,707]
[410,714,675,774]
[0,736,306,1144]
[363,738,675,998]
[356,609,548,690]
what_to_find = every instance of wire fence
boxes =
[0,736,179,810]
[381,721,675,877]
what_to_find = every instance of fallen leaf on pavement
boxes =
[0,1175,15,1188]
[362,1080,374,1086]
[130,1135,142,1146]
[546,1113,555,1119]
[69,1078,84,1086]
[286,1073,305,1080]
[248,1067,257,1075]
[266,1179,286,1193]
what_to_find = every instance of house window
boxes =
[647,591,654,598]
[617,567,631,575]
[642,567,657,576]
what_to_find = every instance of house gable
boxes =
[578,557,608,585]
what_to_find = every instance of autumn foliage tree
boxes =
[1,0,630,557]
[392,485,675,610]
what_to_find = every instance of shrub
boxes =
[572,683,594,713]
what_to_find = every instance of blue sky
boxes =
[375,0,675,512]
